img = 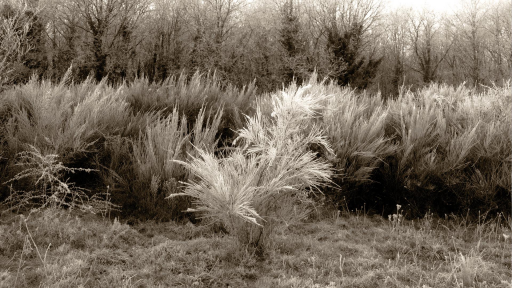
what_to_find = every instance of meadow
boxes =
[0,73,510,287]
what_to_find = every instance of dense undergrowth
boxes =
[0,73,510,223]
[0,72,256,221]
[0,73,510,287]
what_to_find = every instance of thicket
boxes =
[319,81,511,218]
[0,75,510,225]
[0,72,257,221]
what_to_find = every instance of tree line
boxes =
[1,0,510,97]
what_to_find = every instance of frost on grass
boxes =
[171,85,334,249]
[2,144,117,215]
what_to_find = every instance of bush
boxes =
[172,84,334,252]
[367,83,511,218]
[2,144,114,214]
[124,71,257,146]
[129,106,223,220]
[321,86,397,208]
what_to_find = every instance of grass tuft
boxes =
[172,84,334,250]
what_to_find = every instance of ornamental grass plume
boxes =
[170,84,334,250]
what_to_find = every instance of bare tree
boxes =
[61,0,149,81]
[408,8,452,84]
[450,0,488,86]
[0,2,35,86]
[376,8,410,97]
[186,0,246,72]
[310,0,382,36]
[483,0,512,82]
[139,0,188,80]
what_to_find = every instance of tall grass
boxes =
[0,74,240,219]
[0,73,509,221]
[322,87,397,199]
[287,77,511,218]
[373,83,510,217]
[131,106,223,219]
[125,71,257,145]
[0,77,131,156]
[172,85,334,250]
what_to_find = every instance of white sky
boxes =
[385,0,463,13]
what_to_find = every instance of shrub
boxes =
[131,107,223,220]
[172,85,333,251]
[321,86,397,207]
[124,71,257,145]
[2,144,114,214]
[374,83,512,217]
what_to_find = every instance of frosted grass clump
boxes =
[171,85,334,249]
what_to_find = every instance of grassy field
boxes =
[0,208,510,287]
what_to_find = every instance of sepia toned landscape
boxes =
[0,0,511,287]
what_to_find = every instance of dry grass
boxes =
[130,106,224,219]
[2,144,114,215]
[0,75,238,219]
[124,71,257,140]
[1,76,509,220]
[322,86,397,183]
[171,85,334,250]
[312,79,512,217]
[1,77,130,156]
[0,208,509,287]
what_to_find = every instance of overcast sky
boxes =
[386,0,506,13]
[385,0,462,13]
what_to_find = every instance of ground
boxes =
[0,208,510,288]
